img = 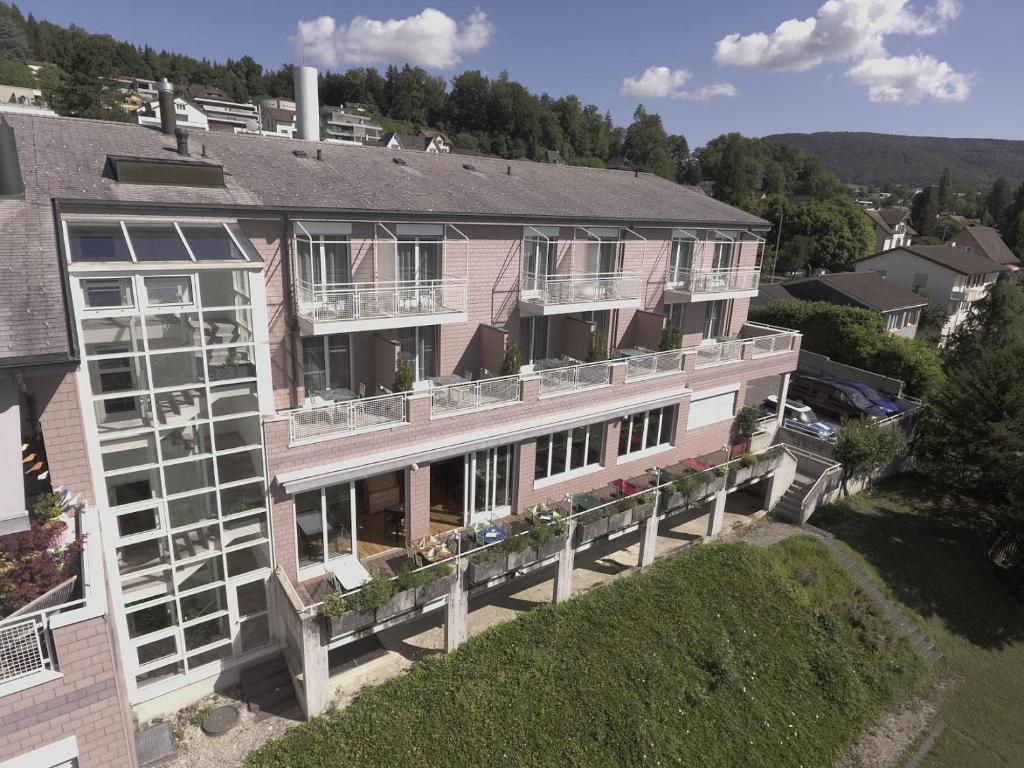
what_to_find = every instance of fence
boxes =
[624,350,684,382]
[0,595,85,686]
[297,278,468,323]
[695,340,744,368]
[538,361,612,396]
[668,267,760,294]
[431,376,521,416]
[289,392,407,442]
[522,271,642,306]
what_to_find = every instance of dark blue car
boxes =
[833,379,900,416]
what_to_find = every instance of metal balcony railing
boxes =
[289,392,407,442]
[538,361,612,396]
[297,278,468,324]
[694,340,745,368]
[667,267,761,294]
[521,271,642,306]
[750,332,797,357]
[431,376,521,416]
[624,350,685,382]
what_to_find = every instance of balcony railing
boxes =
[667,267,761,295]
[431,376,521,416]
[949,283,989,302]
[297,278,468,324]
[750,332,797,357]
[0,612,57,684]
[538,361,612,396]
[694,340,745,368]
[289,392,407,442]
[521,271,642,306]
[624,350,685,382]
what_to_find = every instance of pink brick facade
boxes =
[27,371,94,502]
[0,615,136,768]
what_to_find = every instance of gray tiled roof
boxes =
[864,207,909,234]
[777,271,927,313]
[954,225,1020,267]
[858,244,1011,276]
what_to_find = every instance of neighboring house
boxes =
[133,95,210,131]
[0,109,802,765]
[752,271,927,339]
[544,149,565,165]
[0,84,55,115]
[321,104,383,145]
[187,84,260,133]
[950,224,1020,271]
[864,207,913,252]
[376,131,404,150]
[115,75,160,101]
[853,244,1008,341]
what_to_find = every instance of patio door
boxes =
[228,574,270,656]
[702,299,732,341]
[669,238,694,283]
[398,238,441,284]
[522,236,555,293]
[298,235,350,288]
[465,445,513,525]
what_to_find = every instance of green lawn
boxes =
[248,537,923,768]
[813,476,1024,767]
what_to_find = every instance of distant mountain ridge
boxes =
[763,131,1024,188]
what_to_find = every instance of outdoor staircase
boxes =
[772,475,815,522]
[240,655,300,720]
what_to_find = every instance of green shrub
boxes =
[353,574,397,612]
[394,567,437,593]
[320,591,349,618]
[393,358,415,392]
[658,324,682,351]
[499,339,522,376]
[586,329,609,362]
[738,452,758,468]
[736,405,761,437]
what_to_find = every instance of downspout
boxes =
[281,212,299,409]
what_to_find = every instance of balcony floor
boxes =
[664,286,760,304]
[518,297,641,317]
[298,309,468,336]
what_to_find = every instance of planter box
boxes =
[375,588,416,622]
[575,516,609,544]
[208,363,257,382]
[535,534,566,560]
[606,507,633,534]
[326,608,375,637]
[506,548,536,571]
[415,574,453,606]
[728,465,756,486]
[631,501,656,522]
[468,556,506,584]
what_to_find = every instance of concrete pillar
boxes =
[406,463,431,546]
[299,612,329,716]
[775,373,791,429]
[553,520,576,603]
[706,489,727,537]
[444,560,469,652]
[638,513,659,568]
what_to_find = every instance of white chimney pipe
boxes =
[294,65,320,142]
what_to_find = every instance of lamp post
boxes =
[770,210,784,283]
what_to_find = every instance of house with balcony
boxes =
[322,105,383,145]
[864,207,913,252]
[950,224,1020,271]
[187,84,260,133]
[0,98,802,755]
[853,244,1008,341]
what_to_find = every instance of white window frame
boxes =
[294,482,358,578]
[534,422,604,485]
[618,406,674,458]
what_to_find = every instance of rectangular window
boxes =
[82,279,134,309]
[397,326,438,381]
[145,276,194,306]
[619,407,675,457]
[702,300,732,340]
[128,224,191,262]
[302,334,350,396]
[180,225,246,262]
[519,316,549,364]
[67,223,133,263]
[295,483,354,569]
[145,313,200,350]
[534,422,604,481]
[668,238,694,282]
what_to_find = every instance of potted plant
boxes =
[575,507,610,543]
[320,591,374,636]
[630,491,658,521]
[393,358,415,393]
[414,563,454,605]
[468,546,507,584]
[606,497,634,533]
[728,453,760,486]
[503,532,535,570]
[499,338,522,376]
[658,324,682,351]
[528,520,566,559]
[32,493,68,537]
[368,573,414,621]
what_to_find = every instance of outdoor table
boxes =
[474,525,507,545]
[573,493,602,513]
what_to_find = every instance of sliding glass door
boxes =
[465,445,513,525]
[398,238,441,284]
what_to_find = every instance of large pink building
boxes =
[0,100,798,764]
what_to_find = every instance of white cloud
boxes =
[712,0,969,102]
[293,8,494,69]
[620,66,737,101]
[847,54,972,102]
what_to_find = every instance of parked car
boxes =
[760,396,838,441]
[831,379,900,417]
[787,376,887,421]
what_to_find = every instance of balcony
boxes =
[288,391,408,444]
[665,266,761,303]
[519,271,642,316]
[296,278,468,334]
[949,283,990,302]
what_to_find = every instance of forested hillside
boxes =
[765,132,1024,188]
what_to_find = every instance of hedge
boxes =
[247,537,924,768]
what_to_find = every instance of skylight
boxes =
[64,220,261,264]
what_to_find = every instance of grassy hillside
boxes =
[764,132,1024,188]
[247,538,924,768]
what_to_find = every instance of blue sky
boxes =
[19,0,1024,145]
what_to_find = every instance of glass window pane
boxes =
[220,482,264,516]
[302,337,326,394]
[323,240,350,283]
[145,313,199,350]
[534,436,550,480]
[235,580,267,617]
[160,423,212,461]
[210,382,258,417]
[116,506,161,539]
[67,224,132,263]
[164,458,215,496]
[618,420,630,456]
[226,542,270,577]
[89,356,148,396]
[198,270,250,308]
[117,537,170,576]
[223,511,268,548]
[551,431,568,476]
[150,351,205,388]
[184,615,230,651]
[137,635,178,666]
[107,468,161,507]
[645,411,660,449]
[295,490,323,568]
[145,276,194,306]
[217,448,263,485]
[182,226,245,262]
[82,278,134,308]
[570,427,587,471]
[187,643,233,669]
[129,225,191,262]
[180,586,227,623]
[136,661,184,687]
[122,569,173,607]
[239,615,270,652]
[94,394,153,433]
[126,601,177,639]
[212,417,260,451]
[154,389,207,426]
[175,556,223,592]
[629,414,644,454]
[101,433,158,473]
[325,484,352,559]
[207,345,256,382]
[167,491,218,529]
[203,307,253,345]
[82,316,143,355]
[171,524,221,562]
[587,424,602,465]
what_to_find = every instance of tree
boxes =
[0,15,29,60]
[937,167,954,211]
[911,187,939,237]
[0,55,32,86]
[586,329,609,362]
[985,178,1014,226]
[622,105,675,180]
[786,197,874,270]
[499,339,521,376]
[944,273,1024,368]
[914,291,950,346]
[666,134,690,184]
[393,358,414,393]
[834,419,905,496]
[712,133,752,207]
[1005,209,1024,259]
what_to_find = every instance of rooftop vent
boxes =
[393,157,407,166]
[293,149,308,158]
[462,163,476,171]
[107,155,225,188]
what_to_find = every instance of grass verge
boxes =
[248,536,923,768]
